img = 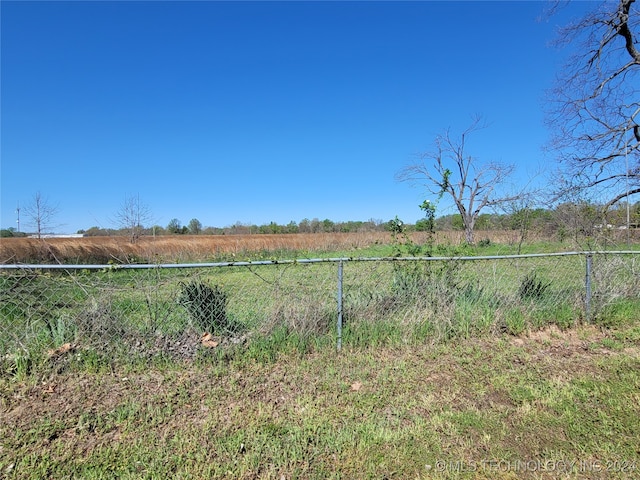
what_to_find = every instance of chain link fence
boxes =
[1,252,639,370]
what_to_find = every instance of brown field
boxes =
[1,231,461,264]
[0,232,404,264]
[2,229,635,264]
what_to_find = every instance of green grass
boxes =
[1,321,639,479]
[1,240,639,477]
[2,248,638,370]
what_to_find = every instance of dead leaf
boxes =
[201,333,220,348]
[43,384,56,394]
[47,343,73,358]
[350,381,363,392]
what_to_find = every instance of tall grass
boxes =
[1,241,639,377]
[6,229,635,265]
[1,233,405,264]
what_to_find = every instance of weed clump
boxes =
[518,272,551,300]
[178,281,232,335]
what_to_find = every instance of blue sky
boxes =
[1,1,591,233]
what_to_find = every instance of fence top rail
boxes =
[0,251,638,270]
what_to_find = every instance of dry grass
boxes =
[0,233,388,264]
[0,230,569,265]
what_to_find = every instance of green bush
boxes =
[518,272,551,301]
[178,281,231,335]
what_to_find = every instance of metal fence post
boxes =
[337,260,343,351]
[585,253,593,322]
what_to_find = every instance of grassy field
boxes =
[1,320,639,479]
[1,234,639,478]
[5,250,637,370]
[1,232,417,264]
[4,230,637,265]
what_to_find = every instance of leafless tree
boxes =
[24,191,59,238]
[397,116,524,244]
[547,0,640,209]
[114,194,153,243]
[496,190,549,253]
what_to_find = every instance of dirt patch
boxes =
[511,324,602,356]
[525,324,600,344]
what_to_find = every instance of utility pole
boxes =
[625,128,630,244]
[16,202,20,233]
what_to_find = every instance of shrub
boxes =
[178,281,231,335]
[518,272,551,300]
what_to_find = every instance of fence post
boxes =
[337,260,343,351]
[585,253,593,322]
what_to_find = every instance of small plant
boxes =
[178,281,231,335]
[391,263,425,299]
[46,314,76,347]
[504,308,526,335]
[518,272,551,301]
[270,299,333,338]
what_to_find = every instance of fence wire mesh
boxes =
[1,253,638,367]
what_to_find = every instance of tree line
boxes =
[77,217,389,237]
[3,200,637,240]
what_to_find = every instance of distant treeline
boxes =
[2,202,638,239]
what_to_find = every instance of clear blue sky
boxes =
[1,1,590,234]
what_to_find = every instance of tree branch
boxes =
[604,187,640,209]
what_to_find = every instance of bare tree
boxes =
[114,194,153,243]
[397,117,523,244]
[547,0,640,209]
[24,191,59,238]
[496,193,545,253]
